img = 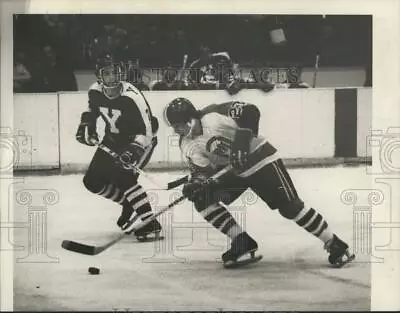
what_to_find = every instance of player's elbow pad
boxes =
[239,106,260,136]
[244,105,260,121]
[132,135,152,149]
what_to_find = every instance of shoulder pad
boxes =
[199,102,231,118]
[202,112,237,131]
[88,81,102,93]
[199,103,218,117]
[201,112,226,125]
[121,82,140,95]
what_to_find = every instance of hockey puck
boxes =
[88,267,100,275]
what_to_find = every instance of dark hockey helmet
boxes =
[95,53,127,99]
[164,97,198,127]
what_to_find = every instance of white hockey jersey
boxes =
[180,113,278,178]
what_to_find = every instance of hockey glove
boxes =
[230,128,253,170]
[76,111,99,146]
[182,171,217,202]
[182,180,206,202]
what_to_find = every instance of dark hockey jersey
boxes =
[87,81,157,148]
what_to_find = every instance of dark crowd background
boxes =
[13,14,372,93]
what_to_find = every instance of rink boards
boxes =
[13,87,372,171]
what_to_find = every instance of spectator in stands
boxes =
[144,24,162,66]
[151,64,191,91]
[32,44,78,92]
[239,67,276,93]
[126,60,150,91]
[92,23,131,65]
[188,43,235,90]
[278,66,311,88]
[13,51,32,93]
[152,66,177,91]
[112,27,130,61]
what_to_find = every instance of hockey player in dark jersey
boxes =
[164,98,355,268]
[75,55,162,240]
[188,44,235,90]
[199,100,261,136]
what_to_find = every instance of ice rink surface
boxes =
[13,166,371,311]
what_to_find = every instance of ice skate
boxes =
[116,205,138,230]
[222,232,262,269]
[324,234,355,268]
[134,218,164,242]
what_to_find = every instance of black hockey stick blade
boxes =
[223,254,263,269]
[60,197,183,256]
[61,240,97,255]
[61,233,126,256]
[167,175,188,189]
[60,199,182,256]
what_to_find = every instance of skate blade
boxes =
[136,234,164,242]
[223,254,263,269]
[333,252,356,268]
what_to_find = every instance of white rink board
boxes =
[58,92,99,171]
[58,89,336,170]
[357,88,373,157]
[13,88,371,170]
[13,93,59,169]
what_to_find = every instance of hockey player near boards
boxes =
[188,43,235,90]
[163,97,355,268]
[75,55,162,240]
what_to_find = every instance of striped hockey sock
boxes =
[292,206,334,244]
[197,203,243,239]
[124,183,153,221]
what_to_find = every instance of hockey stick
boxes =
[133,164,188,190]
[61,164,232,256]
[128,163,188,191]
[98,143,186,190]
[313,15,325,88]
[179,54,188,80]
[61,195,186,256]
[167,175,188,189]
[135,166,188,191]
[177,54,188,89]
[312,54,320,88]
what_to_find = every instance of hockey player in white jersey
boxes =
[163,98,355,268]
